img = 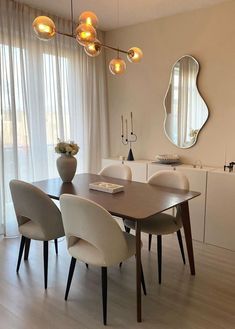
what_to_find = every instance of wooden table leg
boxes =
[180,201,195,275]
[135,220,142,322]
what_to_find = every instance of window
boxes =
[0,45,77,235]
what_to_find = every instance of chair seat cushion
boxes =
[19,220,64,241]
[68,232,138,267]
[124,213,182,235]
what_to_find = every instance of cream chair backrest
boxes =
[60,194,129,265]
[148,170,189,219]
[148,170,189,190]
[10,180,64,240]
[99,164,132,180]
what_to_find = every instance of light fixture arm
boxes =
[70,0,74,36]
[56,31,130,55]
[99,43,129,55]
[57,31,74,38]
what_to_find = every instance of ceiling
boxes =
[17,0,231,31]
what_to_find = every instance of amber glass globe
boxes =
[76,23,97,46]
[84,39,102,57]
[79,11,98,28]
[109,58,126,75]
[127,47,143,63]
[32,16,56,40]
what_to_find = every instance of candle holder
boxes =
[121,112,137,161]
[121,133,137,161]
[224,161,235,172]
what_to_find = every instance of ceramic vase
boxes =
[56,154,77,183]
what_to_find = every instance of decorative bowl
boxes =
[154,154,180,164]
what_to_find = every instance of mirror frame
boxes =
[163,54,209,149]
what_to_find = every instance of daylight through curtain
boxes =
[0,0,109,236]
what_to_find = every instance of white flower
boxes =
[65,146,73,154]
[55,140,80,155]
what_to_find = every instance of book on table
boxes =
[89,182,124,194]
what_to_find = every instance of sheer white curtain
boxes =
[0,0,109,236]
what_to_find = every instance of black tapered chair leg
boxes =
[16,236,26,272]
[43,241,48,290]
[122,218,131,233]
[140,262,147,295]
[177,230,186,265]
[148,234,152,251]
[65,257,76,300]
[101,267,107,326]
[54,239,58,255]
[85,263,89,269]
[157,235,162,284]
[24,238,31,260]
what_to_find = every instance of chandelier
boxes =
[32,0,143,75]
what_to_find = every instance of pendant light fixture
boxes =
[127,47,144,63]
[109,57,126,75]
[32,16,56,40]
[84,39,102,57]
[32,0,143,75]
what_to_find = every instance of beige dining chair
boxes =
[60,194,146,325]
[99,164,132,180]
[124,170,189,284]
[99,163,132,267]
[10,180,65,289]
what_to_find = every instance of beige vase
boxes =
[56,154,77,183]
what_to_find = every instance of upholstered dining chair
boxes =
[124,170,189,284]
[60,194,146,325]
[10,180,65,289]
[99,163,132,267]
[99,164,132,180]
[99,164,132,225]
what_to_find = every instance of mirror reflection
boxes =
[164,55,208,148]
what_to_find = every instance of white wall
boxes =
[104,0,235,167]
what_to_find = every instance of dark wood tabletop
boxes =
[33,173,200,220]
[33,172,200,323]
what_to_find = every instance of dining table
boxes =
[33,173,200,323]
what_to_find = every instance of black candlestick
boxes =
[121,132,137,161]
[121,113,137,161]
[127,148,134,161]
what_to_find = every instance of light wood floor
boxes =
[0,233,234,329]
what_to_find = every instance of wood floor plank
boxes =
[0,235,234,328]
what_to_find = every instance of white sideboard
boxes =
[101,158,235,251]
[205,170,235,251]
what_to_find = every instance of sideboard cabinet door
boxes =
[205,170,235,251]
[176,166,208,242]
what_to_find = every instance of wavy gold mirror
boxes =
[164,55,208,148]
